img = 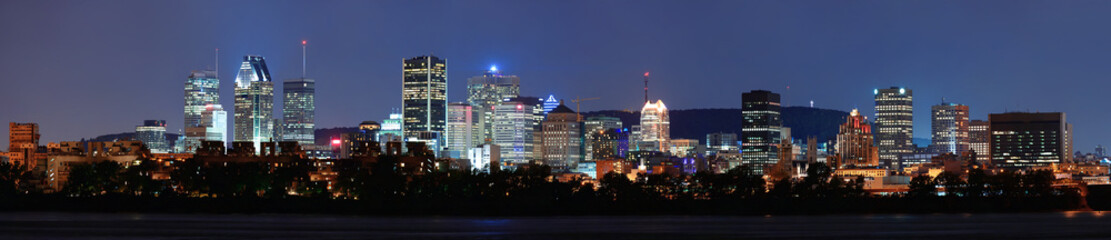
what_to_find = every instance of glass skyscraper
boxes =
[136,120,168,153]
[874,87,913,168]
[184,70,219,129]
[741,90,781,174]
[402,55,447,140]
[234,55,274,152]
[640,100,670,152]
[467,66,520,142]
[282,78,315,146]
[930,102,969,155]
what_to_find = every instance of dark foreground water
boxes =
[0,212,1108,239]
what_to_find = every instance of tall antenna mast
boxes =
[643,71,649,103]
[215,48,219,76]
[301,40,307,78]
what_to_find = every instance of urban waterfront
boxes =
[0,212,1108,239]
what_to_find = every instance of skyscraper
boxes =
[540,102,581,172]
[930,102,970,155]
[492,97,542,165]
[583,116,623,162]
[989,112,1071,169]
[135,120,168,153]
[969,120,990,164]
[542,95,559,114]
[835,109,878,168]
[467,66,520,142]
[282,78,315,146]
[402,55,447,140]
[874,87,913,168]
[379,110,404,143]
[445,102,476,159]
[184,70,220,129]
[233,55,274,152]
[639,100,670,152]
[741,90,781,174]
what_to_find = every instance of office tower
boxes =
[835,109,878,168]
[930,102,970,155]
[402,55,447,139]
[706,132,738,151]
[591,128,629,160]
[135,120,169,153]
[741,90,781,174]
[467,66,521,142]
[379,111,404,143]
[639,100,670,152]
[8,122,39,170]
[989,112,1071,169]
[874,87,914,167]
[184,70,220,128]
[969,120,990,164]
[469,144,501,173]
[282,78,315,146]
[542,95,559,114]
[670,139,699,157]
[200,104,227,142]
[492,97,542,165]
[233,55,274,152]
[446,103,476,159]
[583,116,623,162]
[540,102,581,172]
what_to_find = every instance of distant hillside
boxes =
[583,107,849,142]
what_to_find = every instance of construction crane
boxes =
[572,96,600,120]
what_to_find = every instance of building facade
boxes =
[282,78,315,146]
[835,109,878,168]
[930,102,970,155]
[741,90,782,174]
[466,66,520,142]
[445,102,477,159]
[135,120,169,153]
[639,100,670,152]
[540,103,581,172]
[706,132,738,151]
[583,116,623,162]
[969,120,990,164]
[184,70,220,129]
[233,55,274,153]
[402,55,447,140]
[989,112,1072,169]
[874,87,914,168]
[492,98,542,165]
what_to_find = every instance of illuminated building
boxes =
[583,116,623,162]
[930,102,970,156]
[7,122,40,170]
[185,104,227,153]
[639,100,670,152]
[337,121,381,159]
[402,55,447,140]
[466,66,520,142]
[741,90,781,174]
[835,109,878,168]
[492,97,542,165]
[45,141,146,193]
[669,139,699,157]
[706,132,738,151]
[989,112,1072,169]
[233,55,274,153]
[874,87,914,168]
[282,78,315,146]
[446,103,477,159]
[542,95,559,114]
[184,70,220,129]
[540,102,581,172]
[468,144,500,173]
[379,110,404,143]
[969,120,989,164]
[135,120,169,153]
[591,128,629,160]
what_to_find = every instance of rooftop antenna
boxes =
[215,48,219,76]
[301,40,307,78]
[643,71,649,103]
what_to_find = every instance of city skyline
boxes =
[4,0,1111,153]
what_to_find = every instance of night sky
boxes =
[2,0,1109,152]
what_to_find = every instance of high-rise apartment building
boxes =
[446,103,477,159]
[741,90,781,174]
[874,87,914,167]
[184,70,220,129]
[989,112,1072,169]
[835,109,878,167]
[639,100,670,152]
[233,55,274,152]
[969,120,989,164]
[467,66,520,142]
[540,102,581,172]
[282,78,315,146]
[135,120,168,153]
[930,102,970,155]
[402,55,447,140]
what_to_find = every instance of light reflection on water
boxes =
[0,212,1107,239]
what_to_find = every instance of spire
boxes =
[643,71,650,103]
[301,40,307,78]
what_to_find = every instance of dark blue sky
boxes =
[1,0,1109,152]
